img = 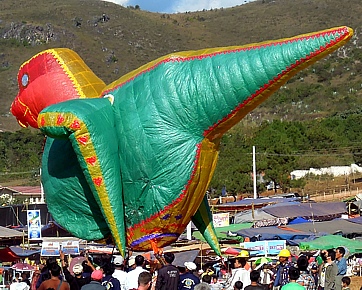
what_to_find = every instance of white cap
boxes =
[128,256,136,267]
[113,255,124,266]
[72,264,83,275]
[184,262,197,271]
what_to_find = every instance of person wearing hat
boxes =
[310,264,319,287]
[60,251,94,290]
[273,249,292,289]
[112,256,127,290]
[237,251,251,272]
[81,270,105,290]
[179,262,200,290]
[259,264,274,290]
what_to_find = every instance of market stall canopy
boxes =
[286,219,362,236]
[172,249,200,267]
[348,216,362,225]
[263,202,346,220]
[288,217,311,224]
[0,226,23,238]
[299,235,362,255]
[0,226,24,247]
[213,197,299,211]
[236,226,320,244]
[193,223,252,242]
[0,247,20,262]
[234,209,276,224]
[41,221,72,237]
[9,246,40,257]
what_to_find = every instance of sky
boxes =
[103,0,256,14]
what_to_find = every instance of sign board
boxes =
[212,212,229,228]
[27,210,41,240]
[61,240,80,255]
[41,241,60,256]
[243,240,286,256]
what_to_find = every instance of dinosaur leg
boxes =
[192,195,221,256]
[39,97,126,256]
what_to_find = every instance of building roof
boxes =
[263,201,346,220]
[7,186,42,195]
[0,226,23,238]
[235,225,320,245]
[286,219,362,235]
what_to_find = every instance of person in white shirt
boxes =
[112,256,127,290]
[125,255,148,290]
[223,258,250,290]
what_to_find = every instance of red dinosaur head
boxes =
[11,49,105,128]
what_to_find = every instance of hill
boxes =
[1,0,362,132]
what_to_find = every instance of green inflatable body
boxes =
[10,26,353,256]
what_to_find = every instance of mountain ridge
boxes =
[1,0,362,131]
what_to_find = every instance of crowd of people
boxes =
[8,246,357,290]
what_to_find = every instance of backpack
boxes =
[102,278,114,290]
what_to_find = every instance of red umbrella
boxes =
[223,247,242,256]
[11,263,35,271]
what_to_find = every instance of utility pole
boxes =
[253,146,257,199]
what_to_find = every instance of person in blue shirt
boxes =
[101,262,121,290]
[273,249,293,289]
[335,247,347,290]
[179,262,200,290]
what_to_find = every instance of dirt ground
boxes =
[351,276,362,290]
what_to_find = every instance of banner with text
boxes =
[61,240,80,255]
[213,212,229,228]
[41,241,60,256]
[27,210,41,240]
[243,240,286,256]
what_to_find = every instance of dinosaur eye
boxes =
[103,94,114,105]
[21,74,29,87]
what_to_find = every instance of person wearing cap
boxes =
[223,257,250,290]
[310,264,319,288]
[81,270,105,290]
[259,264,274,290]
[60,251,94,290]
[112,256,127,290]
[125,255,148,290]
[155,252,179,290]
[127,257,137,272]
[273,249,292,289]
[237,251,251,272]
[178,262,200,290]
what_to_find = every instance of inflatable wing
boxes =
[11,26,353,256]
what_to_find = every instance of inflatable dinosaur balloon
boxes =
[11,26,352,256]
